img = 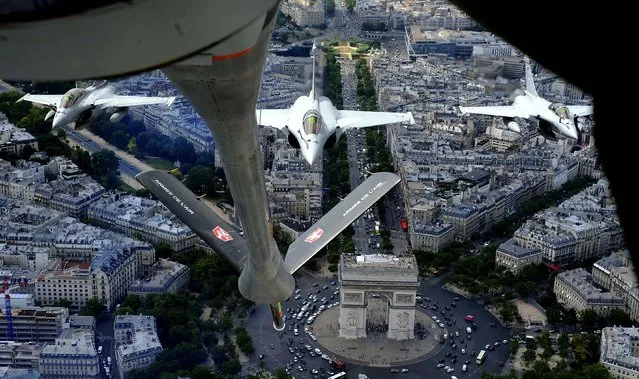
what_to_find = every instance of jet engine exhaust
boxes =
[269,302,285,331]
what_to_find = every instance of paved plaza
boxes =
[310,307,444,367]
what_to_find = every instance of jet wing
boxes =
[284,172,400,274]
[567,105,593,117]
[459,105,530,118]
[135,169,248,272]
[94,95,176,108]
[256,109,289,130]
[16,93,63,108]
[336,110,415,129]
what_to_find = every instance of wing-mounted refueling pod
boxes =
[136,169,401,330]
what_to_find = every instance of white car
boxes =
[461,349,466,354]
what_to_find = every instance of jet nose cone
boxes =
[302,148,317,166]
[567,125,579,140]
[52,113,63,129]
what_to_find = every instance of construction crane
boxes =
[1,273,14,341]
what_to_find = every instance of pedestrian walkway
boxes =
[311,307,442,367]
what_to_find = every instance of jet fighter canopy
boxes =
[60,88,84,109]
[302,110,322,135]
[549,103,572,119]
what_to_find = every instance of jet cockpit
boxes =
[60,88,85,109]
[302,110,322,135]
[549,103,572,120]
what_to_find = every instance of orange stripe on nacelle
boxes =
[211,46,255,61]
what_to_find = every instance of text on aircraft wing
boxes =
[336,110,415,129]
[566,105,593,118]
[135,169,248,272]
[459,105,529,119]
[256,109,289,130]
[16,94,63,108]
[95,96,176,109]
[284,172,401,274]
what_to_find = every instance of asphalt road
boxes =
[96,311,118,378]
[243,273,511,379]
[63,127,142,178]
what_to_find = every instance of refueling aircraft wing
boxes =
[136,169,248,272]
[284,172,400,274]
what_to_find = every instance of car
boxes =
[503,339,508,344]
[270,344,275,349]
[437,363,445,368]
[312,283,318,287]
[259,354,265,360]
[322,285,329,290]
[311,369,319,374]
[401,369,409,373]
[390,368,400,373]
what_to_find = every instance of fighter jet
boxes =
[257,41,415,166]
[17,81,175,129]
[459,60,593,141]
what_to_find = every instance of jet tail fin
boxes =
[136,169,249,272]
[310,39,317,101]
[284,172,401,274]
[524,57,539,97]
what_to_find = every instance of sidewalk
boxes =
[78,129,154,172]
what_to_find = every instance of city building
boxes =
[0,159,104,218]
[0,307,69,343]
[591,251,639,322]
[127,258,190,297]
[38,328,99,379]
[553,268,625,316]
[279,0,325,27]
[0,116,38,156]
[88,193,197,252]
[495,239,543,275]
[0,341,44,370]
[600,327,639,379]
[114,315,163,379]
[0,197,156,312]
[406,26,496,59]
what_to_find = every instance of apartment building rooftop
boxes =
[601,327,639,371]
[556,268,624,304]
[89,194,192,236]
[115,314,162,359]
[498,239,541,259]
[40,328,96,357]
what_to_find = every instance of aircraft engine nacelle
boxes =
[506,121,521,133]
[110,108,129,123]
[287,133,300,149]
[73,109,95,130]
[44,110,55,122]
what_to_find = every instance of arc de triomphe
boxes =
[338,254,419,340]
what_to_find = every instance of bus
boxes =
[476,350,487,365]
[327,372,347,379]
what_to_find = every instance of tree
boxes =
[274,368,292,379]
[581,309,599,330]
[522,349,536,365]
[184,165,216,195]
[608,308,633,327]
[80,298,104,317]
[526,337,537,351]
[91,149,119,176]
[219,313,233,334]
[128,137,140,156]
[509,340,520,356]
[53,299,73,308]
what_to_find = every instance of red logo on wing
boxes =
[212,226,233,242]
[304,228,324,243]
